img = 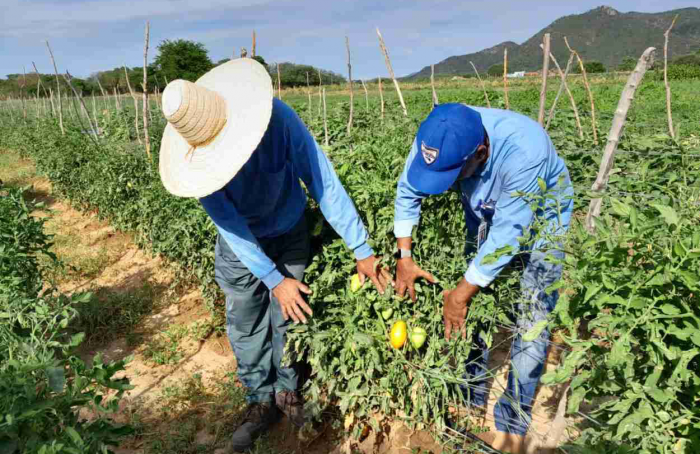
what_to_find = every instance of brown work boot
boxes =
[275,390,306,428]
[230,402,279,452]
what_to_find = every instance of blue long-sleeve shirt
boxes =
[395,107,574,287]
[200,99,373,289]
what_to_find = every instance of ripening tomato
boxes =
[390,321,407,349]
[350,274,362,292]
[410,327,427,349]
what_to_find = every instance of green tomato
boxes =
[350,274,362,292]
[381,308,393,320]
[410,327,428,349]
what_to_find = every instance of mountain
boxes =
[409,6,700,78]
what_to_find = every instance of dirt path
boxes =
[1,150,572,454]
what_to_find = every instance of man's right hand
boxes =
[272,278,313,324]
[396,257,437,302]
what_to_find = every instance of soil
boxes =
[2,150,574,454]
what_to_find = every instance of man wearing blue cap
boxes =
[393,103,573,452]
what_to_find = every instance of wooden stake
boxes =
[546,53,574,129]
[663,15,679,140]
[63,71,99,140]
[503,48,509,110]
[565,37,598,144]
[346,36,354,135]
[45,40,64,134]
[92,92,98,127]
[322,87,329,147]
[378,76,384,121]
[376,28,407,116]
[277,63,282,100]
[360,79,369,112]
[538,33,551,125]
[585,47,656,233]
[123,65,142,144]
[430,64,438,106]
[20,66,27,123]
[113,86,121,111]
[252,30,256,57]
[143,21,152,160]
[541,45,583,138]
[470,61,490,108]
[317,68,322,117]
[306,72,312,121]
[48,88,56,117]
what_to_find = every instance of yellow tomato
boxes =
[390,321,407,349]
[350,274,362,292]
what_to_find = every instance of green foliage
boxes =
[617,57,637,71]
[0,187,133,453]
[153,39,214,83]
[487,63,504,76]
[545,197,700,453]
[672,53,700,67]
[654,64,700,80]
[575,61,606,74]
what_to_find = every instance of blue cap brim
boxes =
[407,159,462,195]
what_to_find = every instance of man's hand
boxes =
[357,255,393,294]
[443,279,481,340]
[396,257,437,302]
[272,278,313,324]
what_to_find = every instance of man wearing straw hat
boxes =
[159,58,391,451]
[393,104,573,453]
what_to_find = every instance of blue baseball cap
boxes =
[407,104,485,195]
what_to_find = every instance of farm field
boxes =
[1,69,699,454]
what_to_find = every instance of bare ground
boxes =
[1,150,574,454]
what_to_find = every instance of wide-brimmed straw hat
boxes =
[159,58,273,198]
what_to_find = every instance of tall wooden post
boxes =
[470,61,490,108]
[503,48,510,110]
[538,33,551,125]
[346,36,354,135]
[663,15,679,140]
[45,40,64,134]
[430,64,438,106]
[142,21,152,160]
[376,28,407,116]
[585,47,656,233]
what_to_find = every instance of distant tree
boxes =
[487,64,504,77]
[216,58,231,66]
[272,63,345,88]
[252,56,267,68]
[153,39,214,83]
[617,57,637,71]
[575,61,606,74]
[672,54,700,67]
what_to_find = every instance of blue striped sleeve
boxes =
[285,104,373,260]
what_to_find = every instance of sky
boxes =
[1,0,698,80]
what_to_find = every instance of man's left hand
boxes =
[443,279,480,340]
[357,255,394,294]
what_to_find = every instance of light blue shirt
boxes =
[395,107,574,287]
[200,99,373,290]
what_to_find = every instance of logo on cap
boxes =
[421,141,439,165]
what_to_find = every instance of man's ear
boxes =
[475,145,488,162]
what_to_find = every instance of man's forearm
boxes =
[397,237,412,251]
[453,277,481,306]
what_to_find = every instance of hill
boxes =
[409,5,700,78]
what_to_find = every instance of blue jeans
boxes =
[214,216,309,404]
[461,249,564,435]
